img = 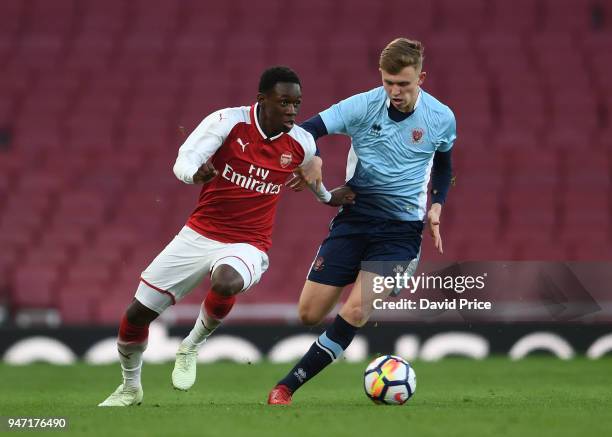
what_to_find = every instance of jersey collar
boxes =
[250,103,284,141]
[385,88,421,122]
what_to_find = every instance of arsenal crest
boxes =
[280,152,292,168]
[411,128,425,144]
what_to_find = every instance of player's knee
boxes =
[125,299,159,326]
[298,307,325,326]
[340,305,367,328]
[211,265,244,296]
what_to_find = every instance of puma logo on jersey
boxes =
[237,138,249,152]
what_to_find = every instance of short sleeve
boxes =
[288,126,317,166]
[319,92,370,135]
[436,108,456,153]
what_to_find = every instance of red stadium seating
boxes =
[0,0,25,39]
[541,0,595,32]
[95,296,129,324]
[12,264,61,308]
[488,0,539,32]
[1,0,611,324]
[57,290,97,324]
[437,0,489,32]
[288,0,337,35]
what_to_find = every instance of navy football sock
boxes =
[277,315,358,393]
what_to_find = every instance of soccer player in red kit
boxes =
[99,67,354,406]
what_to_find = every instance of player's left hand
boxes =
[427,203,443,254]
[286,156,322,192]
[326,185,356,207]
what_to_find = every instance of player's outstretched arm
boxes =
[427,202,443,254]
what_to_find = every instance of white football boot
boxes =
[98,384,143,407]
[172,343,199,391]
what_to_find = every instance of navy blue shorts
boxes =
[307,209,423,287]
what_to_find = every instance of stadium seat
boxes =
[65,35,115,69]
[127,0,180,34]
[57,291,96,325]
[77,0,126,35]
[492,128,541,150]
[497,93,547,132]
[12,264,60,308]
[0,95,16,123]
[564,151,609,188]
[10,35,66,69]
[283,0,335,34]
[375,0,434,36]
[437,0,489,32]
[0,209,48,241]
[543,127,595,151]
[333,0,383,35]
[0,0,25,38]
[456,238,511,261]
[0,226,36,254]
[24,245,72,268]
[563,207,609,230]
[324,34,374,72]
[0,249,20,285]
[513,241,569,261]
[541,0,595,31]
[113,36,167,71]
[177,2,230,40]
[38,228,89,253]
[0,172,10,199]
[12,116,65,151]
[571,242,612,260]
[488,0,539,31]
[65,262,113,287]
[218,34,269,73]
[94,296,129,324]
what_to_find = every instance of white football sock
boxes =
[182,305,221,350]
[117,340,147,389]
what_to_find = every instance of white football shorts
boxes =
[135,226,269,313]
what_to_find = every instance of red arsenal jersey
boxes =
[173,104,316,252]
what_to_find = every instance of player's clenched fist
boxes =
[192,161,218,184]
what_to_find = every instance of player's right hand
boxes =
[427,203,443,254]
[327,185,356,207]
[192,161,218,184]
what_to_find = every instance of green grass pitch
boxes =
[1,358,611,436]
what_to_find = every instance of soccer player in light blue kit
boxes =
[268,38,456,404]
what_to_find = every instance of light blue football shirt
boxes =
[319,86,456,221]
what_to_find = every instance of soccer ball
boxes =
[363,355,416,405]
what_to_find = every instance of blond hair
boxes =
[379,38,424,74]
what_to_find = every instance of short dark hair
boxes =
[258,66,301,93]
